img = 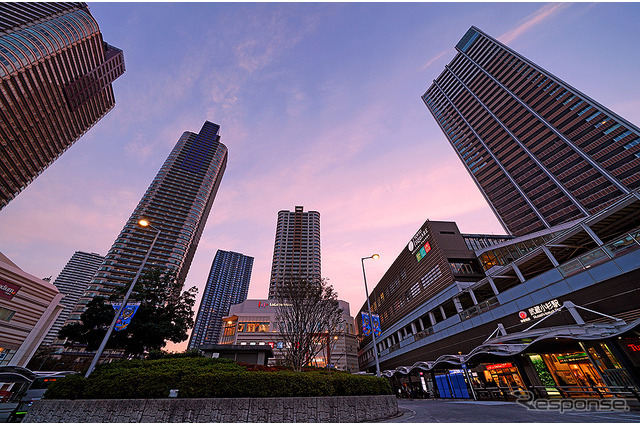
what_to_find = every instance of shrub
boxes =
[44,358,391,399]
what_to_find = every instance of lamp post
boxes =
[85,219,161,378]
[361,253,381,377]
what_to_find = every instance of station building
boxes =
[219,299,359,372]
[357,193,640,398]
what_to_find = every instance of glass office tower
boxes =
[188,250,253,349]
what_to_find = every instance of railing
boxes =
[388,342,401,353]
[459,297,499,321]
[559,228,640,277]
[413,327,434,342]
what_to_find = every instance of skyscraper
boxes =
[69,121,227,319]
[268,206,321,299]
[41,251,104,347]
[422,26,640,236]
[0,3,125,210]
[188,250,253,350]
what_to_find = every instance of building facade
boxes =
[357,192,640,399]
[0,252,63,367]
[40,251,104,347]
[422,26,640,236]
[68,121,228,320]
[269,206,321,299]
[220,299,359,372]
[188,250,253,351]
[0,3,124,210]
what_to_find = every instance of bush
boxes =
[44,358,391,399]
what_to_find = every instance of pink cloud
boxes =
[498,3,571,45]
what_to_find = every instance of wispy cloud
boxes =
[498,3,571,45]
[421,48,453,71]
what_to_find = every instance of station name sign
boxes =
[408,226,431,262]
[518,299,561,323]
[0,278,20,301]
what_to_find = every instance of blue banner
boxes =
[371,313,381,337]
[361,312,371,336]
[112,302,141,331]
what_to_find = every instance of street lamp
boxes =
[361,253,381,377]
[85,219,161,377]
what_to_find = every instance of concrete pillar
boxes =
[541,246,560,267]
[512,263,526,283]
[428,312,436,326]
[487,277,499,296]
[468,288,478,305]
[411,322,418,334]
[439,305,447,320]
[418,317,425,331]
[453,297,463,313]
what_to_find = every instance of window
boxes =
[0,307,16,321]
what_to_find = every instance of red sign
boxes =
[518,311,527,320]
[485,363,513,371]
[627,343,640,352]
[0,278,20,300]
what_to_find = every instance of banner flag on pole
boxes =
[372,313,382,337]
[111,302,141,331]
[361,312,371,336]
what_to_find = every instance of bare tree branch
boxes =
[274,277,343,371]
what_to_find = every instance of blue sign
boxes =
[112,302,141,331]
[371,313,382,337]
[361,312,371,336]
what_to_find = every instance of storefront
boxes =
[475,362,525,393]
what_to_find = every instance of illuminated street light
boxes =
[361,253,381,377]
[85,219,161,377]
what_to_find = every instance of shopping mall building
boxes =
[220,299,359,372]
[357,193,640,399]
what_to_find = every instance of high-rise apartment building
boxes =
[422,26,640,236]
[268,206,321,299]
[69,121,227,320]
[188,250,253,350]
[41,251,104,347]
[0,3,125,210]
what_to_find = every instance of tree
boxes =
[58,269,197,358]
[274,278,344,371]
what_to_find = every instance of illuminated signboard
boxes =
[519,299,561,323]
[626,342,640,352]
[258,301,291,308]
[415,242,431,262]
[485,363,513,371]
[557,352,588,363]
[0,278,20,301]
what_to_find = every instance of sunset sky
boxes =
[1,2,640,351]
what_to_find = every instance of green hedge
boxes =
[44,358,391,399]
